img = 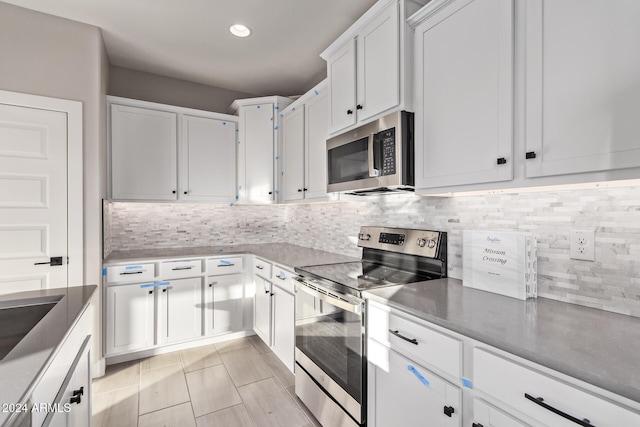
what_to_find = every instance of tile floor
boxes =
[92,336,322,427]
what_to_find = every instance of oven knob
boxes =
[359,233,371,241]
[417,238,427,247]
[427,239,437,249]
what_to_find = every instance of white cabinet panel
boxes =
[525,0,640,178]
[328,39,357,134]
[254,278,272,345]
[204,274,243,336]
[414,0,513,189]
[357,1,399,123]
[241,103,275,202]
[106,283,155,355]
[272,282,295,372]
[110,104,177,200]
[304,90,330,199]
[370,343,461,427]
[181,115,236,202]
[283,106,305,201]
[159,277,202,344]
[473,399,530,427]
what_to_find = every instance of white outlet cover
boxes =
[570,229,595,261]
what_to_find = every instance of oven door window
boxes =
[328,137,370,184]
[295,286,363,404]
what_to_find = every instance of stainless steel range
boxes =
[293,226,447,427]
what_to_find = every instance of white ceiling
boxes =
[3,0,377,96]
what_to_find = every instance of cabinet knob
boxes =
[298,189,302,192]
[526,151,537,159]
[443,406,455,417]
[162,288,167,292]
[172,190,176,194]
[497,157,507,165]
[73,387,84,397]
[184,191,188,195]
[268,191,273,195]
[347,109,353,115]
[356,104,363,110]
[148,290,153,294]
[303,188,308,191]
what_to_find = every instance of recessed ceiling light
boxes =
[230,24,251,38]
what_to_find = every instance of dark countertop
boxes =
[104,243,360,268]
[363,278,640,404]
[0,285,97,426]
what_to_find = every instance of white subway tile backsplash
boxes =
[105,184,640,317]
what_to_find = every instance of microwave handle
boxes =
[368,133,380,177]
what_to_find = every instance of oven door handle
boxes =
[295,279,363,315]
[367,133,379,178]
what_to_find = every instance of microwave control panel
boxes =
[377,128,396,176]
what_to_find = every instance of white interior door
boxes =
[0,102,69,295]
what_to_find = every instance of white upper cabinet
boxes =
[111,104,178,200]
[411,0,514,189]
[109,96,238,203]
[322,0,426,135]
[231,96,294,204]
[281,81,332,202]
[525,0,640,178]
[180,115,236,202]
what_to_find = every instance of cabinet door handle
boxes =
[347,109,353,115]
[526,151,537,159]
[184,191,188,195]
[121,271,143,275]
[162,288,167,293]
[303,188,308,191]
[298,189,303,192]
[356,104,363,110]
[172,266,193,271]
[472,424,484,427]
[276,275,286,280]
[524,393,594,426]
[389,329,418,345]
[72,387,84,397]
[443,406,455,417]
[70,395,81,405]
[256,265,264,270]
[172,190,176,194]
[496,157,507,165]
[209,281,217,287]
[217,263,235,267]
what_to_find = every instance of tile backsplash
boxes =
[106,185,640,317]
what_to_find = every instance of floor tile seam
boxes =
[181,359,224,374]
[137,400,193,419]
[91,382,141,397]
[180,365,199,426]
[234,384,261,427]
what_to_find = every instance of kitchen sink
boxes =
[0,296,62,360]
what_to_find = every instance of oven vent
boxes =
[301,280,353,304]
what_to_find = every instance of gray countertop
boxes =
[363,278,640,404]
[0,285,96,426]
[105,243,360,268]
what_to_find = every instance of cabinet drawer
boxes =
[160,260,202,279]
[106,263,155,284]
[273,265,296,294]
[474,348,640,427]
[473,398,529,427]
[207,256,244,276]
[253,257,272,278]
[368,302,462,379]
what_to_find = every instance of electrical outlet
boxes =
[570,229,595,261]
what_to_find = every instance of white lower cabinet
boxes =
[45,336,92,427]
[205,274,244,336]
[473,399,529,427]
[158,277,202,344]
[369,344,461,427]
[253,278,273,346]
[272,277,295,371]
[106,282,155,355]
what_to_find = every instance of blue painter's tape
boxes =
[222,121,227,125]
[274,190,279,194]
[238,185,242,190]
[126,265,143,270]
[274,105,279,110]
[229,203,234,207]
[462,378,473,389]
[275,156,279,160]
[102,268,106,276]
[235,195,239,200]
[280,271,285,277]
[274,125,279,130]
[292,107,296,111]
[280,113,283,117]
[219,259,232,265]
[314,90,319,95]
[139,281,170,289]
[407,365,430,387]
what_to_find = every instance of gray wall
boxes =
[0,1,108,369]
[109,66,255,113]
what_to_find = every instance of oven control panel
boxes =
[358,226,444,259]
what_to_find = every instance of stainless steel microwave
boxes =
[326,111,414,195]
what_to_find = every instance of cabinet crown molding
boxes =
[408,0,460,28]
